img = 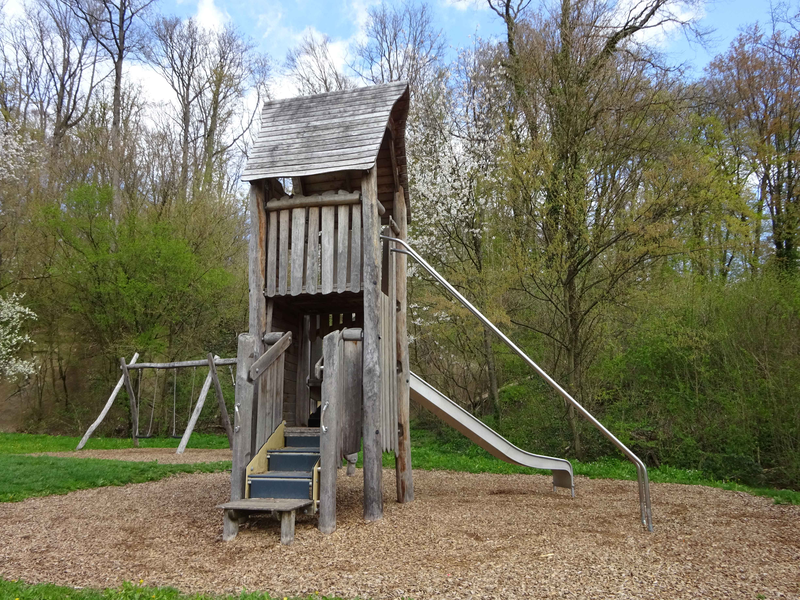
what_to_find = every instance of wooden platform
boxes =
[217,498,312,512]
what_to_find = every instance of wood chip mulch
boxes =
[1,463,798,599]
[30,448,232,464]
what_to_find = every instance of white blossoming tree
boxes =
[0,293,37,379]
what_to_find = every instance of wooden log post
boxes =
[394,188,414,503]
[120,357,139,448]
[77,353,139,450]
[250,182,268,457]
[176,369,213,454]
[223,509,240,542]
[361,166,383,521]
[280,509,296,545]
[231,333,257,504]
[208,353,234,448]
[319,330,341,534]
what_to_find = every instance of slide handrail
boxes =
[383,235,653,532]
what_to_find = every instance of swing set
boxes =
[76,352,236,454]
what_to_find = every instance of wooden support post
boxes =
[120,357,139,448]
[394,188,414,503]
[280,509,296,545]
[361,166,383,521]
[346,453,358,476]
[296,315,311,426]
[319,330,341,534]
[208,353,234,448]
[176,369,213,454]
[77,353,139,450]
[223,509,239,542]
[250,182,268,457]
[231,333,257,502]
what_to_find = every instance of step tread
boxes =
[270,448,320,454]
[248,471,313,479]
[218,498,312,512]
[284,427,321,436]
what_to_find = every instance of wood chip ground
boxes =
[1,449,798,599]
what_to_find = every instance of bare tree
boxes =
[64,0,156,216]
[285,31,352,95]
[352,0,446,93]
[147,16,207,201]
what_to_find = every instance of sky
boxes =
[0,0,782,101]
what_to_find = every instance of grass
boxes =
[0,432,230,454]
[0,455,230,503]
[0,579,349,600]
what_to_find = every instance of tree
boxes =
[490,0,700,457]
[285,31,352,95]
[0,293,37,380]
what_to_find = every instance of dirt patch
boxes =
[30,448,232,464]
[1,469,798,599]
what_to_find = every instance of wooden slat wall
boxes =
[341,333,363,457]
[265,200,363,298]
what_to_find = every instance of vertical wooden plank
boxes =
[342,333,363,456]
[306,207,319,294]
[278,209,290,296]
[231,333,257,502]
[250,183,269,459]
[337,203,349,292]
[296,315,311,426]
[361,166,383,522]
[394,188,413,503]
[319,330,341,535]
[290,208,306,296]
[280,509,296,545]
[274,352,286,433]
[350,204,361,292]
[208,353,234,448]
[266,211,278,297]
[177,370,213,454]
[120,357,139,448]
[321,206,335,294]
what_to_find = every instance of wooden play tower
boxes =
[220,81,414,542]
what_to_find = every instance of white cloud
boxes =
[1,0,24,19]
[440,0,488,11]
[614,0,705,48]
[195,0,229,32]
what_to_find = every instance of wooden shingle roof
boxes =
[242,81,410,187]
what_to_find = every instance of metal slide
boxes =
[409,372,575,493]
[383,235,654,532]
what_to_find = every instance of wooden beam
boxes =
[77,353,139,450]
[120,357,139,448]
[231,333,257,502]
[266,191,360,211]
[361,165,383,522]
[125,358,236,370]
[249,331,292,381]
[176,369,213,454]
[208,353,234,448]
[394,187,414,503]
[319,330,341,534]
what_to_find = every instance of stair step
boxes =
[249,471,312,480]
[285,435,320,449]
[218,498,312,513]
[248,476,313,500]
[269,450,320,472]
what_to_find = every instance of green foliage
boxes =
[0,455,230,502]
[0,578,348,600]
[0,432,230,454]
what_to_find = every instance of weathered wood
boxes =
[177,369,213,454]
[296,315,311,426]
[120,357,139,448]
[306,206,319,294]
[266,191,360,211]
[337,203,349,292]
[350,205,361,292]
[290,207,305,296]
[263,331,283,345]
[274,352,286,433]
[266,210,278,297]
[394,188,413,503]
[249,182,268,336]
[250,331,292,380]
[208,353,234,448]
[320,206,335,294]
[231,333,257,501]
[361,165,383,521]
[77,353,139,450]
[342,330,363,456]
[125,358,236,370]
[222,509,239,541]
[345,453,358,476]
[319,330,341,534]
[218,498,312,512]
[281,509,296,545]
[278,209,290,296]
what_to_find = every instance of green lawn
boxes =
[0,432,230,454]
[0,579,346,600]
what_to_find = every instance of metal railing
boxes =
[383,235,653,532]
